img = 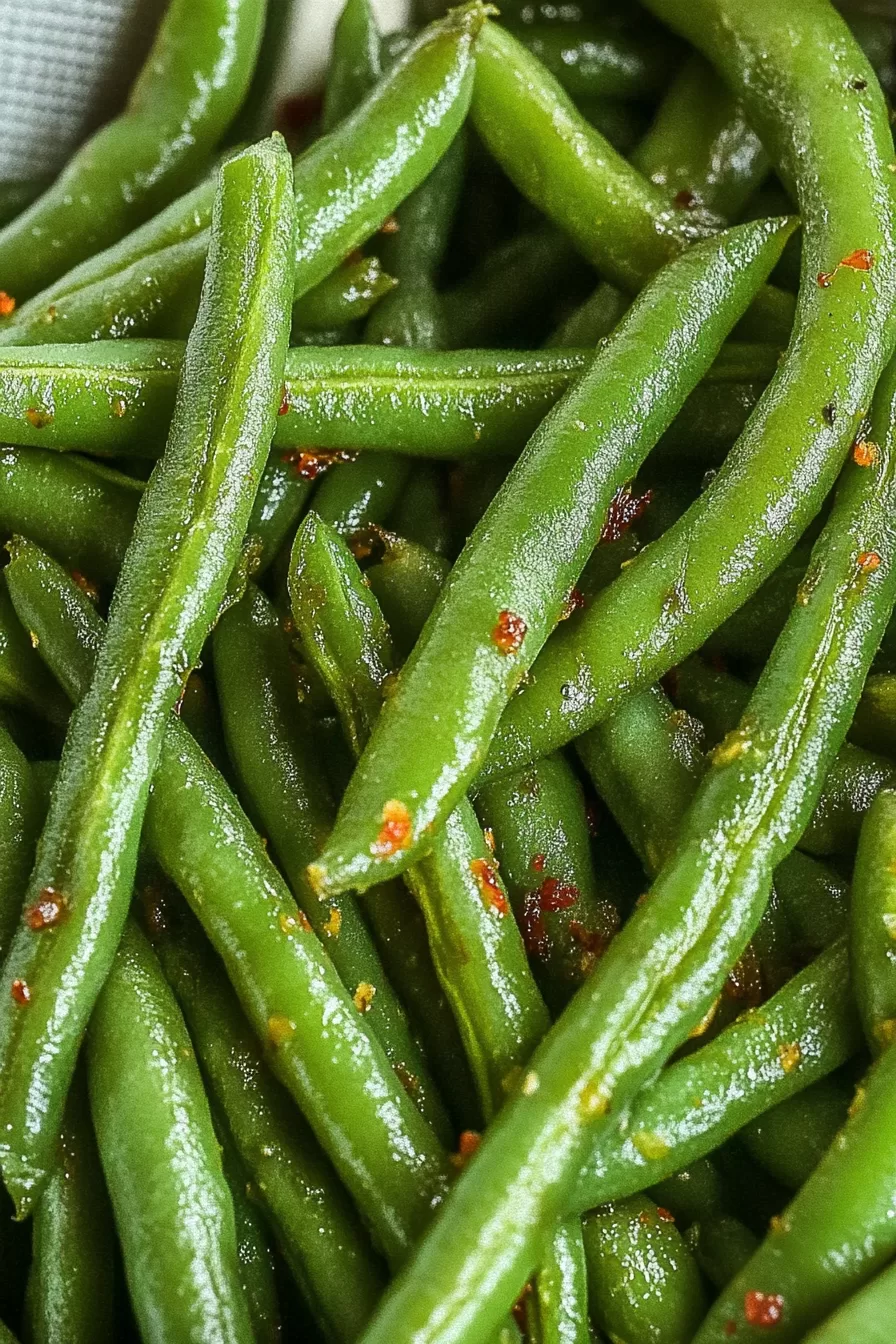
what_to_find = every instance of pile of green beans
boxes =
[1,0,896,1338]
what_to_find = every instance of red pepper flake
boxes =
[491,609,527,655]
[656,1206,675,1222]
[380,214,400,234]
[372,799,413,857]
[0,291,15,317]
[537,876,579,913]
[599,483,653,544]
[278,386,290,416]
[673,188,696,209]
[11,978,31,1005]
[450,1129,482,1168]
[531,853,546,873]
[25,888,65,931]
[470,858,509,915]
[280,448,357,480]
[71,570,99,602]
[853,439,878,467]
[25,408,53,430]
[858,550,882,574]
[744,1290,785,1328]
[818,248,875,286]
[560,587,587,620]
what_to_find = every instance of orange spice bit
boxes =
[25,408,53,430]
[71,570,100,602]
[744,1290,784,1328]
[322,906,342,938]
[656,1206,675,1223]
[818,247,875,287]
[538,876,579,913]
[278,911,302,936]
[450,1129,482,1168]
[491,608,527,655]
[25,887,65,931]
[599,483,653,544]
[353,981,376,1013]
[470,858,509,916]
[280,447,356,480]
[0,291,15,317]
[531,852,546,873]
[853,439,878,467]
[43,304,57,324]
[372,799,413,857]
[277,385,290,416]
[483,826,496,854]
[522,892,548,959]
[857,550,882,574]
[380,214,400,234]
[111,396,127,419]
[268,1014,296,1046]
[11,978,31,1005]
[777,1041,802,1073]
[560,586,587,620]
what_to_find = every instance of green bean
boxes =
[5,539,453,1268]
[524,1218,590,1344]
[213,582,452,1141]
[476,755,620,1011]
[314,454,413,537]
[0,5,485,348]
[0,137,296,1217]
[582,1196,706,1343]
[0,0,267,299]
[740,1076,851,1190]
[292,253,397,333]
[312,217,794,894]
[648,1159,728,1227]
[697,1038,896,1339]
[485,0,896,782]
[216,1129,282,1344]
[88,920,253,1344]
[322,0,383,133]
[802,1261,896,1343]
[0,727,45,961]
[504,22,675,100]
[245,455,315,575]
[24,1070,115,1344]
[850,673,896,758]
[850,787,896,1051]
[388,465,451,557]
[0,576,69,729]
[153,903,387,1339]
[687,1215,758,1290]
[0,446,141,585]
[357,355,896,1344]
[365,530,450,657]
[772,849,849,957]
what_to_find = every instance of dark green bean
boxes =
[582,1196,706,1343]
[740,1076,851,1190]
[292,253,397,333]
[525,1217,590,1344]
[365,530,450,658]
[0,576,69,729]
[0,138,296,1217]
[24,1070,115,1344]
[216,1130,282,1344]
[0,0,266,299]
[89,921,253,1343]
[505,22,676,100]
[0,727,45,961]
[314,455,413,537]
[850,787,896,1051]
[6,541,453,1268]
[313,217,794,894]
[358,350,896,1344]
[485,0,896,782]
[687,1215,758,1290]
[322,0,383,132]
[803,1261,896,1343]
[153,904,387,1339]
[387,465,451,557]
[850,673,896,758]
[213,582,452,1141]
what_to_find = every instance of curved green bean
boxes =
[803,1261,896,1343]
[739,1076,851,1190]
[0,726,44,961]
[850,787,896,1051]
[217,1130,282,1344]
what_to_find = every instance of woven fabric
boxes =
[0,0,165,183]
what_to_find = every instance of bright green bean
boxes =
[739,1076,851,1190]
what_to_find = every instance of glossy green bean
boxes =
[803,1261,896,1343]
[476,755,620,1011]
[365,530,450,658]
[505,21,675,100]
[525,1217,590,1344]
[0,727,43,961]
[314,454,413,537]
[687,1215,758,1290]
[0,5,485,348]
[850,673,896,757]
[0,0,266,299]
[24,1071,115,1344]
[486,0,896,781]
[292,253,397,333]
[740,1076,851,1190]
[313,216,794,894]
[216,1129,281,1344]
[582,1196,706,1344]
[358,361,896,1344]
[850,787,896,1051]
[322,0,383,132]
[89,921,252,1344]
[0,138,296,1217]
[5,538,453,1267]
[154,906,387,1340]
[0,446,141,585]
[0,576,69,728]
[697,1041,896,1340]
[213,582,451,1141]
